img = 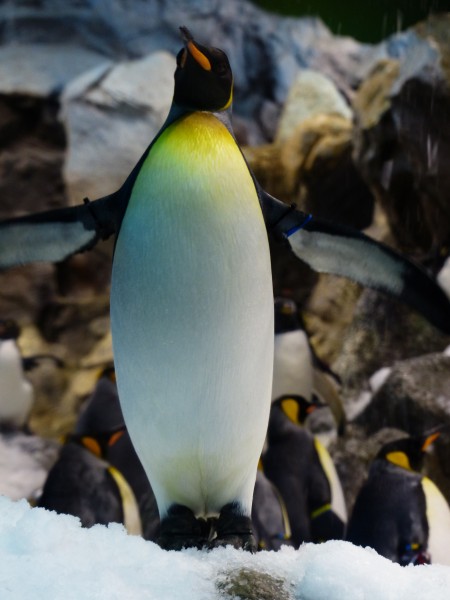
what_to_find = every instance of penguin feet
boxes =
[157,504,209,551]
[208,502,257,553]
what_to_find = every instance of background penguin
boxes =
[346,432,450,566]
[0,319,34,431]
[0,28,450,552]
[252,465,293,550]
[273,297,345,435]
[262,395,347,547]
[38,367,159,540]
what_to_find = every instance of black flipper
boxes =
[260,190,450,334]
[0,192,121,269]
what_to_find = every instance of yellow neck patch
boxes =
[386,451,411,470]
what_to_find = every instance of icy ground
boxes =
[1,496,450,599]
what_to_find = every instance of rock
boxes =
[352,15,450,258]
[216,567,293,600]
[62,51,176,203]
[305,274,361,366]
[357,353,450,435]
[333,289,450,397]
[244,112,374,230]
[0,431,60,502]
[275,70,352,144]
[0,0,373,141]
[0,44,110,98]
[353,353,450,502]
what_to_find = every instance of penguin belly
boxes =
[272,330,312,402]
[111,112,274,519]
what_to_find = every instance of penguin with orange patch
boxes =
[38,368,159,539]
[262,394,347,547]
[347,432,450,566]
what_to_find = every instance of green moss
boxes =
[216,567,293,600]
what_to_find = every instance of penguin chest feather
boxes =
[111,112,274,517]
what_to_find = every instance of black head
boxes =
[274,297,302,334]
[274,394,326,426]
[0,319,20,341]
[377,431,441,472]
[173,27,233,112]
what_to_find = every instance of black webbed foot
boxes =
[157,504,210,550]
[208,502,257,553]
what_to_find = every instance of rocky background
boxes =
[1,0,450,517]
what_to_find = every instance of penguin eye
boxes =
[214,59,229,77]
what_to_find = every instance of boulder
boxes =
[62,51,176,203]
[352,15,450,259]
[333,289,450,396]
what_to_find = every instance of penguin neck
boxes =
[267,403,305,441]
[164,104,234,138]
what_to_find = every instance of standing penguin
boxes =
[262,394,347,546]
[252,465,293,550]
[0,28,450,551]
[0,319,33,430]
[346,432,450,566]
[38,367,159,539]
[273,297,345,434]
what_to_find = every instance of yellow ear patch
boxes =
[281,398,299,424]
[82,436,102,457]
[386,451,411,470]
[188,41,211,71]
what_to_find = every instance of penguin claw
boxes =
[209,503,257,553]
[157,504,209,551]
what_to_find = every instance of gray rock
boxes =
[61,51,176,202]
[0,0,373,139]
[352,15,450,258]
[333,289,450,396]
[275,70,353,144]
[357,353,450,435]
[0,44,110,97]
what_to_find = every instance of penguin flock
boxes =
[1,27,450,556]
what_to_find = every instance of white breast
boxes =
[111,113,274,518]
[272,330,312,402]
[0,340,33,427]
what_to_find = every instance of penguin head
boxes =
[67,427,125,460]
[274,297,301,334]
[377,431,441,472]
[75,365,124,437]
[0,319,20,341]
[173,27,233,112]
[275,394,325,426]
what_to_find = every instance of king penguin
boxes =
[0,319,33,430]
[262,394,347,546]
[346,432,450,566]
[0,28,450,551]
[38,367,159,539]
[273,297,345,434]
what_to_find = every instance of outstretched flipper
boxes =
[261,190,450,335]
[0,193,121,269]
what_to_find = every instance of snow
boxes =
[1,495,450,600]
